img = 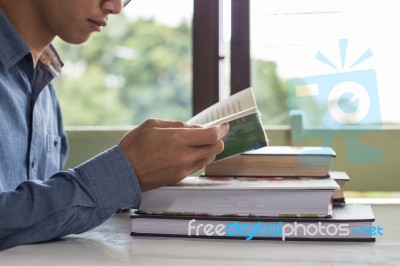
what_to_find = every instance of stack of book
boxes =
[203,145,350,206]
[131,145,376,242]
[130,89,376,242]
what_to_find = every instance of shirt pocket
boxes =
[44,134,62,179]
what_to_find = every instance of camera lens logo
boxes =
[286,39,382,163]
[287,39,381,129]
[328,81,370,124]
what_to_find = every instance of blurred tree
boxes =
[53,14,192,126]
[251,59,289,125]
[53,65,130,126]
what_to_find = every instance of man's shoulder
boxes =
[0,9,30,69]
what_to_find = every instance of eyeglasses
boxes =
[123,0,131,7]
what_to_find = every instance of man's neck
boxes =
[0,0,54,64]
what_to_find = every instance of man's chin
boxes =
[59,34,92,45]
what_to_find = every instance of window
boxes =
[53,0,399,127]
[53,0,193,126]
[250,0,400,126]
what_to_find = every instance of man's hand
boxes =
[118,119,229,192]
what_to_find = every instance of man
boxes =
[0,0,229,250]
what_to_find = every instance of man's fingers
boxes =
[181,140,224,167]
[144,119,204,129]
[185,123,230,146]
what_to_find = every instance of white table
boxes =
[1,203,399,265]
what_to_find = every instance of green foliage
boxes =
[54,65,129,125]
[53,14,192,126]
[251,59,289,125]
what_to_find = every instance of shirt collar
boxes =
[0,8,30,69]
[0,8,63,76]
[37,45,63,78]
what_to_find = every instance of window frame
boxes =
[192,0,250,115]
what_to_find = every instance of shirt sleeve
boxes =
[0,145,142,251]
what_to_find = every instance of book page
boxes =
[187,87,257,126]
[243,146,336,157]
[167,176,339,190]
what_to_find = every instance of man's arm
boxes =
[0,146,141,251]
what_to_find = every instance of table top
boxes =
[1,203,399,266]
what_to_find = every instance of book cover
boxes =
[214,112,267,161]
[187,87,268,161]
[131,204,376,242]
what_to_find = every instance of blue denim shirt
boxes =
[0,9,142,250]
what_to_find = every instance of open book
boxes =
[187,87,268,161]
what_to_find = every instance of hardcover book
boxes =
[138,175,339,217]
[330,171,350,206]
[204,146,336,177]
[131,204,376,242]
